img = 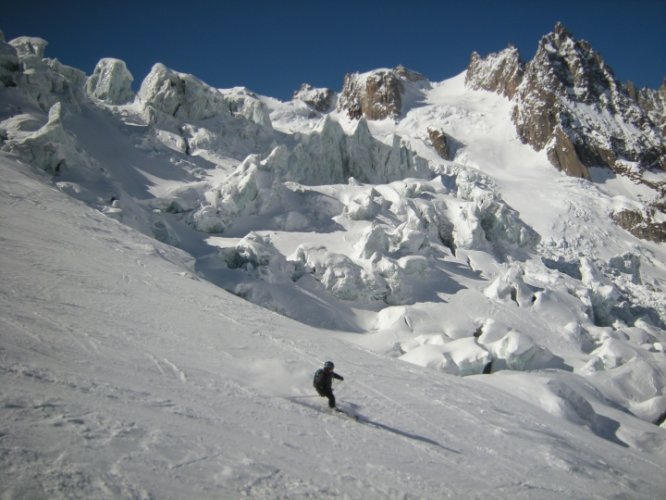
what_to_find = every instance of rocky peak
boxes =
[337,65,429,121]
[293,83,336,113]
[464,23,665,241]
[631,79,666,135]
[534,21,621,108]
[510,22,665,178]
[393,64,427,83]
[465,46,524,98]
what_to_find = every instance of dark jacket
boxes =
[313,368,343,395]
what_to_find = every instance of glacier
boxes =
[1,25,665,498]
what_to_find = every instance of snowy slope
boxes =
[1,29,666,498]
[2,154,665,499]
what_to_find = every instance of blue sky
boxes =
[3,0,665,100]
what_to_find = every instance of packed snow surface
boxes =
[3,155,665,499]
[1,31,665,498]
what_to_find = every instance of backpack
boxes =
[313,369,325,395]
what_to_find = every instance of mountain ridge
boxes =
[1,23,666,496]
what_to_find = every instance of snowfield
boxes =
[1,30,665,498]
[2,155,665,499]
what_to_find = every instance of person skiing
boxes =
[313,361,344,409]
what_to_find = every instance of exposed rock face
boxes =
[85,58,134,104]
[466,23,665,179]
[546,125,590,178]
[612,210,666,243]
[293,83,336,113]
[465,46,524,99]
[337,65,428,120]
[465,23,666,241]
[511,23,665,176]
[338,69,402,120]
[427,127,451,160]
[631,80,666,136]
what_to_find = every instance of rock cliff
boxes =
[513,23,664,178]
[293,83,336,113]
[465,46,524,99]
[337,65,429,120]
[466,23,665,180]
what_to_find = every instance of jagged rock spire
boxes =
[464,23,665,240]
[465,45,524,98]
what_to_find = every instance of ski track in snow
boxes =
[1,48,666,497]
[2,151,665,499]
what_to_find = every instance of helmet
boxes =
[324,361,334,370]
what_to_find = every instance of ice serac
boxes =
[337,65,430,120]
[85,58,134,104]
[138,63,231,122]
[8,36,86,111]
[5,102,95,176]
[9,35,48,60]
[465,46,524,99]
[136,64,275,159]
[259,116,430,186]
[224,87,273,129]
[190,118,433,234]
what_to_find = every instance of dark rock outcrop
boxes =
[612,210,666,243]
[337,65,428,121]
[629,79,666,136]
[293,83,336,113]
[466,23,665,179]
[465,23,666,242]
[510,23,665,176]
[546,125,590,178]
[465,46,524,99]
[427,128,451,160]
[338,69,402,120]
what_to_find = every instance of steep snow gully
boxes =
[1,26,665,498]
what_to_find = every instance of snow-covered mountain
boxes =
[1,24,665,498]
[466,22,665,241]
